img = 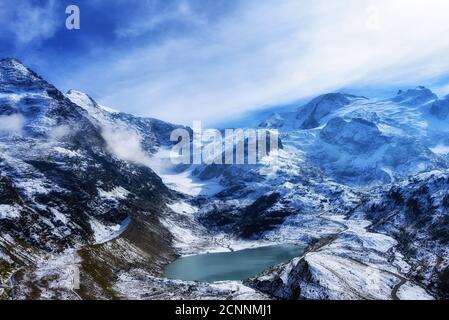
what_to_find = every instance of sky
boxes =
[2,0,449,125]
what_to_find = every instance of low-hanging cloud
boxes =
[0,114,25,133]
[60,0,449,124]
[101,125,153,167]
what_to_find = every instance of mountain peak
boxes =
[0,57,25,65]
[393,86,437,106]
[295,92,360,129]
[0,57,50,93]
[66,89,119,114]
[0,58,32,76]
[296,92,366,114]
[303,92,351,107]
[396,85,430,94]
[66,89,97,107]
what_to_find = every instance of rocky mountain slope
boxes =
[0,58,271,300]
[0,58,182,299]
[365,171,449,298]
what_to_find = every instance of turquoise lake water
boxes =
[164,244,304,282]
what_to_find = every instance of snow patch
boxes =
[98,186,130,201]
[50,208,68,224]
[16,180,49,195]
[89,217,130,244]
[396,282,433,300]
[168,202,197,216]
[0,204,21,220]
[53,147,81,158]
[34,249,82,297]
[430,144,449,155]
[10,60,30,76]
[98,104,119,114]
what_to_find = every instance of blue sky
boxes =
[2,0,449,125]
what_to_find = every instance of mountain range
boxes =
[0,58,448,300]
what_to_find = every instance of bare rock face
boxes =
[0,58,176,250]
[246,258,309,300]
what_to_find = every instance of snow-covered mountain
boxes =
[186,87,449,300]
[0,59,267,300]
[260,88,449,185]
[0,59,181,299]
[66,89,185,154]
[1,59,448,300]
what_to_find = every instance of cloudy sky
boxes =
[2,0,449,125]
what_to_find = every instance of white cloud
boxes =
[0,0,59,45]
[63,0,449,124]
[0,114,25,133]
[101,126,153,166]
[115,0,207,38]
[48,125,72,141]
